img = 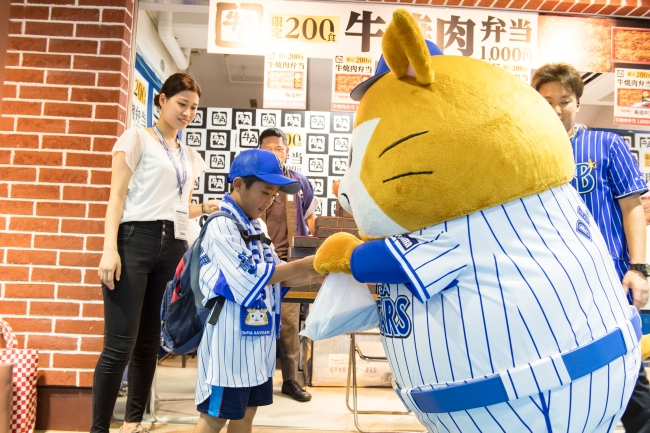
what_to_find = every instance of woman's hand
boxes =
[98,248,122,290]
[203,200,220,214]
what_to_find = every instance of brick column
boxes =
[0,0,134,404]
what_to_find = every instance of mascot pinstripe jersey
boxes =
[372,185,640,432]
[313,9,643,433]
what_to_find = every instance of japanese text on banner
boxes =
[614,68,650,127]
[331,56,374,112]
[263,52,307,110]
[208,1,537,80]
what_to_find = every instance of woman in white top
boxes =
[93,73,218,433]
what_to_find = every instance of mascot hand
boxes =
[314,232,363,275]
[641,334,650,361]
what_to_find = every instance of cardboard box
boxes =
[309,332,392,387]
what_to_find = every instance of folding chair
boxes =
[149,357,198,424]
[345,332,424,433]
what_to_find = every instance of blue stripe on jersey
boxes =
[596,364,610,427]
[519,199,579,345]
[481,210,561,353]
[571,127,648,279]
[468,216,494,374]
[484,406,507,432]
[495,256,515,369]
[549,187,623,323]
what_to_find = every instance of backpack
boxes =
[160,211,270,354]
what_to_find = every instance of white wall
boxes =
[577,104,650,132]
[187,53,334,110]
[135,11,180,81]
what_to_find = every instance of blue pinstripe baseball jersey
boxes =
[570,127,648,279]
[359,184,640,432]
[194,196,283,404]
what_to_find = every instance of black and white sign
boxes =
[233,109,256,129]
[282,110,305,128]
[258,111,279,128]
[206,151,231,171]
[188,108,207,128]
[238,129,260,148]
[330,112,353,133]
[210,109,231,127]
[208,129,231,150]
[205,173,228,193]
[306,134,328,154]
[185,130,204,148]
[309,176,328,197]
[329,155,348,176]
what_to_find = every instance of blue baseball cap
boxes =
[228,149,302,194]
[350,39,443,102]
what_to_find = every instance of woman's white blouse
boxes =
[112,128,206,223]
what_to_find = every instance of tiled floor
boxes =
[39,354,628,432]
[111,355,423,432]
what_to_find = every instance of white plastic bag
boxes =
[300,273,379,341]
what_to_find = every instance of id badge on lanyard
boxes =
[153,125,189,240]
[173,203,189,240]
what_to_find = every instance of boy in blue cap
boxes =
[193,149,323,433]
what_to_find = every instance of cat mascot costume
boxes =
[314,9,643,433]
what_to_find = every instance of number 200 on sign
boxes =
[271,15,338,43]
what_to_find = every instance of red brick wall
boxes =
[0,0,134,387]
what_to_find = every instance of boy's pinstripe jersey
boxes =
[371,185,640,432]
[570,127,648,279]
[194,197,283,405]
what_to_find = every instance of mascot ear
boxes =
[382,9,435,86]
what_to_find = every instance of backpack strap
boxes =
[189,211,260,326]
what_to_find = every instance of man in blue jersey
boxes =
[533,63,650,433]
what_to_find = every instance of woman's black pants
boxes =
[90,221,185,432]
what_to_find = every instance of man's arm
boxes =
[619,193,649,310]
[305,212,316,235]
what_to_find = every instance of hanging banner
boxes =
[331,55,374,112]
[207,1,537,77]
[263,52,307,110]
[132,52,163,128]
[132,69,149,128]
[614,68,650,126]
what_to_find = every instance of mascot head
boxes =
[337,9,574,238]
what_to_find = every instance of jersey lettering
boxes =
[378,284,412,339]
[576,206,591,241]
[574,162,596,194]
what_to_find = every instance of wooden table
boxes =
[282,284,378,303]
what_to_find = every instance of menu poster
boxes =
[131,52,163,128]
[614,68,650,127]
[132,69,148,128]
[263,52,307,110]
[331,55,374,112]
[207,1,537,78]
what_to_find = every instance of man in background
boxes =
[259,127,319,402]
[533,63,650,433]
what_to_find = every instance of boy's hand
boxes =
[298,255,318,275]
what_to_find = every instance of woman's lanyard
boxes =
[152,124,187,198]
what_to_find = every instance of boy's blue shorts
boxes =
[197,378,273,420]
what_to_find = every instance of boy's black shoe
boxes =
[281,380,312,402]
